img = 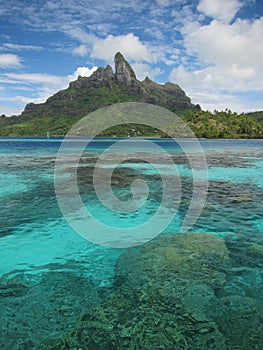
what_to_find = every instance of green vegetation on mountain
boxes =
[0,52,262,138]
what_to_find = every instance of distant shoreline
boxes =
[0,136,263,141]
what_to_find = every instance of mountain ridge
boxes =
[19,52,200,121]
[0,52,262,138]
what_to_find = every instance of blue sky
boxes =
[0,0,262,115]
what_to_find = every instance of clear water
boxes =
[0,137,262,349]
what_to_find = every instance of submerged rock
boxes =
[248,243,263,257]
[42,233,230,349]
[0,271,102,350]
[181,282,216,322]
[41,232,263,349]
[116,232,229,290]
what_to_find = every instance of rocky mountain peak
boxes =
[114,52,137,84]
[91,65,114,81]
[18,52,199,128]
[143,76,153,84]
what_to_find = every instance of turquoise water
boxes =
[0,137,262,349]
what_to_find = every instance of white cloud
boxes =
[73,44,88,56]
[184,18,263,67]
[9,95,43,104]
[45,1,60,10]
[5,67,97,89]
[2,43,43,51]
[170,64,263,112]
[170,62,263,92]
[2,73,69,110]
[131,63,163,80]
[172,14,263,112]
[0,54,21,68]
[5,72,67,86]
[156,0,171,6]
[65,27,96,45]
[187,90,262,113]
[67,66,98,81]
[91,33,151,63]
[197,0,243,23]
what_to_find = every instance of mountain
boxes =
[0,52,262,138]
[0,52,200,136]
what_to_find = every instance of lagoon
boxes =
[0,137,262,349]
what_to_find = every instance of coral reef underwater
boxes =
[41,232,263,350]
